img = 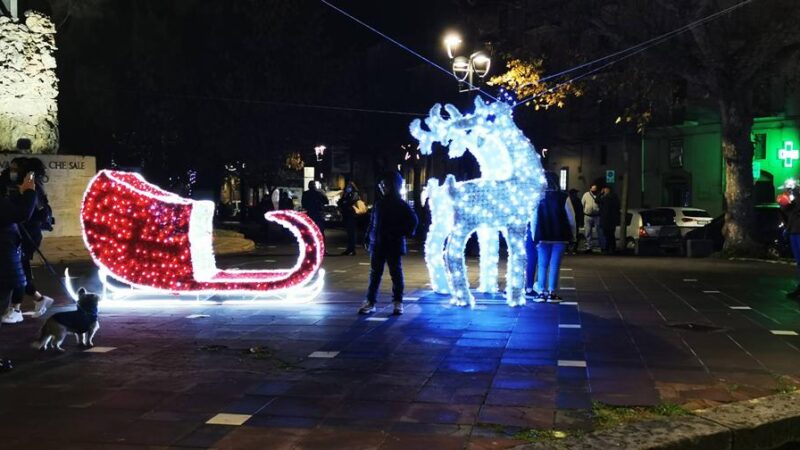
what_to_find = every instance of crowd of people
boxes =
[0,155,55,371]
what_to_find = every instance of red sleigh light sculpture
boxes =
[68,170,325,301]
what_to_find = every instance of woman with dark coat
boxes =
[338,181,361,255]
[0,170,38,371]
[1,158,54,325]
[532,172,577,302]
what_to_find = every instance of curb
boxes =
[729,257,795,266]
[513,392,800,450]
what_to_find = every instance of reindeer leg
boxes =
[445,226,474,307]
[504,226,528,307]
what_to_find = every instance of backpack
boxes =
[34,194,55,231]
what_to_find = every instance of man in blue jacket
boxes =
[360,171,418,315]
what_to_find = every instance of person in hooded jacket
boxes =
[359,171,418,316]
[0,170,37,371]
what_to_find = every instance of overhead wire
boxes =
[513,0,756,107]
[318,0,499,102]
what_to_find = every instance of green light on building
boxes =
[778,141,798,168]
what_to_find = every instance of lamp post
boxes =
[443,32,491,92]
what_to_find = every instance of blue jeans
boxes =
[525,227,537,291]
[536,242,567,293]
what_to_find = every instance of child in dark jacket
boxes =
[360,171,418,316]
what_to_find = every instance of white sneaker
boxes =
[358,302,376,315]
[1,307,23,324]
[392,302,404,315]
[32,296,54,318]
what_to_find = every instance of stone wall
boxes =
[0,11,59,154]
[0,154,95,237]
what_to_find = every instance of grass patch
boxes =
[513,429,576,442]
[593,402,689,430]
[775,375,799,394]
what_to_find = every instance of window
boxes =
[681,209,710,218]
[641,209,676,226]
[559,167,568,191]
[600,145,608,165]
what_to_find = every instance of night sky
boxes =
[34,0,488,186]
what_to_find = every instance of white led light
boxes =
[410,97,546,307]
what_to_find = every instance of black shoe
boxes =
[525,289,539,297]
[340,250,356,256]
[547,293,563,303]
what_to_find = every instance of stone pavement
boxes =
[1,231,799,449]
[36,229,256,265]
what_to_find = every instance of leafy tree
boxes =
[484,0,800,254]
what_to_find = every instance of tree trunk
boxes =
[620,133,630,250]
[719,91,759,255]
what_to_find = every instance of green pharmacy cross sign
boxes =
[779,141,798,168]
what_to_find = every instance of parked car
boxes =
[619,208,683,254]
[659,207,713,236]
[683,204,791,257]
[322,205,342,228]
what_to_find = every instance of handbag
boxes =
[352,199,368,215]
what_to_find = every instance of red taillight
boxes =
[639,226,648,237]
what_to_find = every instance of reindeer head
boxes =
[410,97,514,160]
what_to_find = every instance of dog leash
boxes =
[18,225,74,298]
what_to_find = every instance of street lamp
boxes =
[443,32,491,92]
[314,145,326,162]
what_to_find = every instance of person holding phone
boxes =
[0,170,37,371]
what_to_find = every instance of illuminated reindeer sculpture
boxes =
[411,98,546,307]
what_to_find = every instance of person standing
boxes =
[568,189,583,254]
[0,170,37,371]
[581,184,600,253]
[359,171,418,316]
[533,172,576,302]
[301,181,328,243]
[338,181,361,256]
[779,183,800,299]
[279,190,294,210]
[524,224,538,296]
[1,159,52,324]
[598,186,621,254]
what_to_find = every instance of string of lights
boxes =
[514,0,756,107]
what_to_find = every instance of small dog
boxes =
[35,288,100,352]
